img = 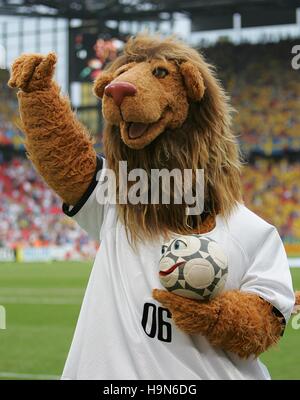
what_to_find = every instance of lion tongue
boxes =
[128,122,149,139]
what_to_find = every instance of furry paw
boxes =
[153,289,219,335]
[8,52,57,92]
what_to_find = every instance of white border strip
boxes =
[0,372,59,380]
[0,298,80,305]
[289,258,300,268]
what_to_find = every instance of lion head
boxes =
[95,43,205,150]
[93,35,242,243]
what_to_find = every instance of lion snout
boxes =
[102,90,164,126]
[104,81,137,107]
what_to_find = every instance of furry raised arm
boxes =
[8,53,96,205]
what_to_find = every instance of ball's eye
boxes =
[152,67,169,79]
[173,239,187,251]
[161,245,168,255]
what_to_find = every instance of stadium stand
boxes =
[0,77,24,150]
[1,38,300,257]
[204,39,300,156]
[0,156,98,258]
[204,39,300,245]
[243,159,300,242]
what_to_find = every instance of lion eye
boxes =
[152,67,169,79]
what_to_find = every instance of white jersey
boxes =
[62,158,294,380]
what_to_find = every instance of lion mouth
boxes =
[120,109,171,149]
[127,122,150,139]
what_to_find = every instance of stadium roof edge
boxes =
[0,0,300,23]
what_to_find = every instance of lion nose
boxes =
[104,82,137,106]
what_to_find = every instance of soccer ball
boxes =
[159,235,228,300]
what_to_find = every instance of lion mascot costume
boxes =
[9,35,299,380]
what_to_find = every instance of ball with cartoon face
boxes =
[159,235,228,300]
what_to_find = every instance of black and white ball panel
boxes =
[159,235,228,300]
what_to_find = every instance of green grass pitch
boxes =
[0,262,299,380]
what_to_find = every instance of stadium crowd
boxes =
[0,76,24,150]
[204,39,300,155]
[0,157,98,258]
[1,38,300,255]
[243,158,300,242]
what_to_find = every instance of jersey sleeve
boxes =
[240,226,295,324]
[62,155,106,241]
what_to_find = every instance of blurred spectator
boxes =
[242,159,300,242]
[0,157,97,258]
[204,39,300,155]
[0,76,24,150]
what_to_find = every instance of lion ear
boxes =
[180,61,205,101]
[93,71,114,98]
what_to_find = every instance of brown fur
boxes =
[8,53,96,205]
[95,35,242,243]
[193,214,216,233]
[153,289,283,359]
[293,291,300,314]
